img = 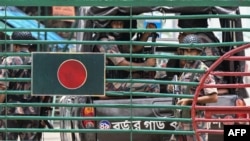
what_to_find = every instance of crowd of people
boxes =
[0,12,229,141]
[92,14,226,141]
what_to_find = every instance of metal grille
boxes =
[0,1,249,141]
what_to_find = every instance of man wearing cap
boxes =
[170,34,218,141]
[0,31,43,141]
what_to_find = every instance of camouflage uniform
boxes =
[178,32,226,84]
[0,49,42,141]
[96,35,160,93]
[176,60,218,141]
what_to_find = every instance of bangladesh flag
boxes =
[31,52,105,96]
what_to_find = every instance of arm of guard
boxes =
[196,93,218,104]
[0,84,6,103]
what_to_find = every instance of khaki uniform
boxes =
[177,60,218,141]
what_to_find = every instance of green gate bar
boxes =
[0,1,249,141]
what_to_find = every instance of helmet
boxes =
[11,31,33,46]
[179,34,203,51]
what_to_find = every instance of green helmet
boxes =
[11,31,34,46]
[179,34,203,51]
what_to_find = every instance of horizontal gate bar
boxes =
[1,0,250,7]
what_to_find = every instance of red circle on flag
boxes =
[57,59,87,89]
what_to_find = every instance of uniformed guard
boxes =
[0,31,44,141]
[170,34,218,141]
[177,13,222,67]
[93,16,160,95]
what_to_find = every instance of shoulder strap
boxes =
[183,72,196,95]
[183,61,200,94]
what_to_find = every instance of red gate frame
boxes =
[192,43,250,141]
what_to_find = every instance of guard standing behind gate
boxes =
[93,18,160,96]
[177,13,222,67]
[0,31,44,141]
[168,34,218,141]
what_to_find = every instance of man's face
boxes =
[180,48,201,65]
[110,21,124,29]
[182,48,201,56]
[13,44,20,52]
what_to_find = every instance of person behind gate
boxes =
[93,16,160,97]
[0,31,44,141]
[168,34,218,141]
[165,14,228,95]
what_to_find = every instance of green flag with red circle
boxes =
[31,52,105,96]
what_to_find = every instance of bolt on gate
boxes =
[0,1,250,141]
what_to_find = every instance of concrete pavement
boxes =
[42,121,61,141]
[43,132,61,141]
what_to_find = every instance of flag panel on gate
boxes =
[31,52,105,96]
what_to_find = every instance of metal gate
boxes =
[0,1,249,141]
